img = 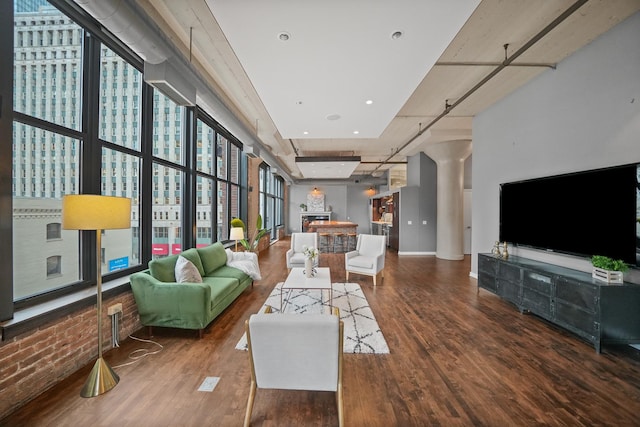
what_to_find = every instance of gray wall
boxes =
[472,11,640,283]
[398,153,438,253]
[346,185,373,235]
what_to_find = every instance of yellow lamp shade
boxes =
[62,195,131,230]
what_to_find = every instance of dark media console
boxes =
[478,253,640,353]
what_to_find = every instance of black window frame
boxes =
[0,0,250,333]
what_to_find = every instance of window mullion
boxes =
[0,0,14,320]
[183,106,196,250]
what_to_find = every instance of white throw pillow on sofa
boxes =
[175,255,203,283]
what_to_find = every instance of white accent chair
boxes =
[345,234,386,286]
[243,307,344,427]
[286,232,318,271]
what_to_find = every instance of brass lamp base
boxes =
[80,357,120,398]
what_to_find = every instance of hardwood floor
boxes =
[3,239,640,426]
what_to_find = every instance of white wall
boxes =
[472,11,640,282]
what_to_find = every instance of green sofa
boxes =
[130,242,252,337]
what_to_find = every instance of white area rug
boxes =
[235,282,389,354]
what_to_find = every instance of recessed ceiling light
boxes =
[391,31,403,40]
[353,130,359,135]
[303,131,309,135]
[278,32,290,41]
[365,100,373,105]
[326,114,341,121]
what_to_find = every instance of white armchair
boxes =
[345,234,386,286]
[243,307,344,427]
[286,232,318,270]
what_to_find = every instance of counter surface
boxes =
[308,221,358,235]
[309,220,357,228]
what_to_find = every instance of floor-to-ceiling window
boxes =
[98,44,143,270]
[1,0,249,323]
[259,163,284,241]
[150,92,185,258]
[12,1,89,301]
[196,110,242,244]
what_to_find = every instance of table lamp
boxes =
[62,194,131,398]
[230,227,244,251]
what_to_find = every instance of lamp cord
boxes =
[111,335,164,369]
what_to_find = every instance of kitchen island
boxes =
[308,220,358,252]
[307,220,357,235]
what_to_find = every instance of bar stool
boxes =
[346,233,357,252]
[319,232,331,253]
[333,232,345,253]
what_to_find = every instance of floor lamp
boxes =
[62,194,131,398]
[230,226,245,252]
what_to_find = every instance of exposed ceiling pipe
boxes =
[74,0,292,182]
[369,0,589,177]
[436,61,556,69]
[360,161,407,164]
[297,176,388,186]
[288,139,300,156]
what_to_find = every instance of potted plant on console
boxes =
[591,255,628,284]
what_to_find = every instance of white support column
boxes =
[423,140,472,260]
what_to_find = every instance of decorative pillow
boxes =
[175,255,203,283]
[180,248,205,277]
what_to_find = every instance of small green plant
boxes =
[591,255,628,272]
[230,218,245,229]
[299,203,307,210]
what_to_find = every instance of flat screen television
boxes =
[499,163,639,267]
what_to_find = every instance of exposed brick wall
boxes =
[256,233,270,252]
[0,291,142,420]
[248,157,261,239]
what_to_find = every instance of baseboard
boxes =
[397,251,436,256]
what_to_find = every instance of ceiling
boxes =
[138,0,640,182]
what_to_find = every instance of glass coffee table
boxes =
[281,267,332,312]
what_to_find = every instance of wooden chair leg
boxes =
[346,271,349,282]
[147,326,153,337]
[243,381,257,427]
[198,329,204,339]
[373,273,377,286]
